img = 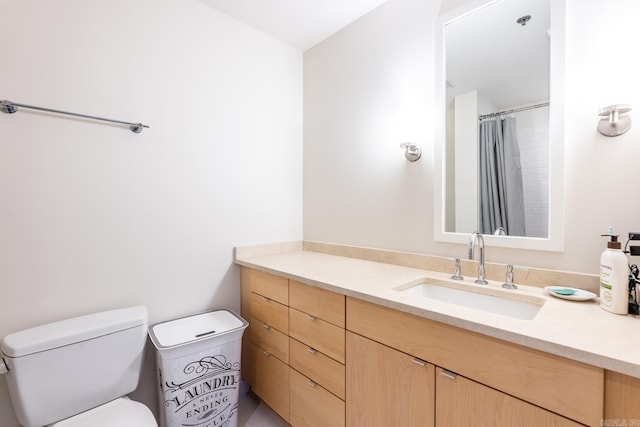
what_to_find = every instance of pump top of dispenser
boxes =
[601,226,622,249]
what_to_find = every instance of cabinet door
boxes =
[251,342,290,423]
[435,367,583,427]
[347,297,602,426]
[605,370,640,421]
[346,332,435,427]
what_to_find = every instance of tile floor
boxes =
[237,391,287,427]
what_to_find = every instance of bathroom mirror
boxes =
[434,0,565,251]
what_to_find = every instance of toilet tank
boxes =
[0,306,148,427]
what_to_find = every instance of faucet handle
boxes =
[451,258,464,281]
[502,264,517,289]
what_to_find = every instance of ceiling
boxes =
[446,0,550,110]
[198,0,549,109]
[198,0,390,51]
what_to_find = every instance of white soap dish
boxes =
[544,286,597,301]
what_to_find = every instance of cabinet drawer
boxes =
[251,292,289,334]
[250,316,289,364]
[290,337,345,400]
[346,297,603,427]
[289,280,345,327]
[251,342,290,423]
[242,267,288,305]
[290,307,345,364]
[290,368,345,427]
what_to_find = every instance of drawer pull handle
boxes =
[262,323,270,329]
[440,369,457,380]
[307,380,317,387]
[307,347,318,354]
[262,296,271,302]
[263,351,271,357]
[307,314,317,321]
[412,358,427,367]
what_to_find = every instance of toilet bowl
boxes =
[0,306,158,427]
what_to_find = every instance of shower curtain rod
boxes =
[478,101,549,121]
[1,99,149,133]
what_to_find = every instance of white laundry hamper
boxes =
[148,310,248,427]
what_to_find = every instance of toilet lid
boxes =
[48,398,157,427]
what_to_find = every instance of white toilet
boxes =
[0,306,157,427]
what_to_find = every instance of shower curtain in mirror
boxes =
[478,116,526,236]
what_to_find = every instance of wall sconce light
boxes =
[400,142,421,162]
[597,104,632,137]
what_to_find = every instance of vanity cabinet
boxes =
[346,327,582,427]
[240,267,290,422]
[346,331,435,427]
[346,297,604,426]
[240,267,346,426]
[288,280,346,427]
[240,266,636,427]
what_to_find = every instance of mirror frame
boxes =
[434,0,565,252]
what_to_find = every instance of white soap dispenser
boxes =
[599,228,629,314]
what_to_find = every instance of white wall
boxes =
[453,91,478,232]
[304,0,438,252]
[304,0,640,274]
[0,0,302,425]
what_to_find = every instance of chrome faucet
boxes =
[502,265,517,289]
[451,258,464,281]
[469,232,488,284]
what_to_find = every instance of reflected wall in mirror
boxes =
[434,0,565,251]
[446,0,549,238]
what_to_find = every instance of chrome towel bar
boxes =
[1,99,149,133]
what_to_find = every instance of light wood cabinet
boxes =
[245,268,288,305]
[240,266,634,427]
[289,307,345,364]
[290,337,345,400]
[288,280,346,427]
[289,280,345,327]
[346,331,435,427]
[250,292,289,334]
[604,370,640,422]
[241,268,290,422]
[435,367,582,427]
[250,342,290,421]
[249,316,289,363]
[290,368,345,427]
[346,297,603,426]
[241,268,346,427]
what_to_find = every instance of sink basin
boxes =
[396,280,544,320]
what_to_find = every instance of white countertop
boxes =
[235,246,640,379]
